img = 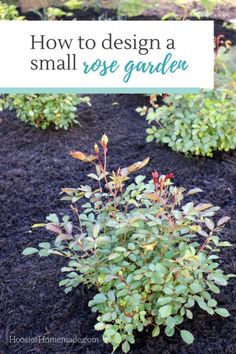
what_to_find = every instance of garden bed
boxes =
[0,2,236,353]
[24,6,236,44]
[0,92,235,354]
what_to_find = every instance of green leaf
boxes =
[104,328,116,337]
[190,282,202,293]
[64,286,72,294]
[93,223,100,238]
[196,298,209,311]
[39,249,51,257]
[94,322,105,330]
[215,308,230,317]
[128,243,136,251]
[22,247,38,256]
[186,309,193,319]
[39,242,51,249]
[122,341,130,353]
[102,312,112,321]
[108,290,115,302]
[135,175,146,184]
[205,218,214,230]
[152,325,160,337]
[159,305,172,318]
[163,287,174,295]
[31,223,46,228]
[124,324,133,334]
[157,297,172,305]
[114,332,122,345]
[208,273,228,286]
[207,281,220,294]
[108,253,120,260]
[175,285,187,293]
[187,188,203,195]
[59,279,69,286]
[219,241,232,247]
[46,213,59,224]
[88,173,99,181]
[146,135,154,143]
[117,288,129,298]
[165,326,175,337]
[92,293,107,304]
[207,299,217,308]
[166,316,175,328]
[180,330,194,344]
[217,216,230,226]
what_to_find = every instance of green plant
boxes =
[84,0,153,17]
[3,94,90,129]
[28,1,84,21]
[138,46,236,158]
[65,0,84,10]
[0,1,25,20]
[31,5,73,20]
[45,1,86,20]
[138,84,236,157]
[162,0,221,20]
[117,0,152,17]
[215,45,236,87]
[23,135,234,352]
[46,6,69,19]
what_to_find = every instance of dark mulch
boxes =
[1,6,236,354]
[23,6,236,44]
[0,93,235,354]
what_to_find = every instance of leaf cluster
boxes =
[0,1,25,20]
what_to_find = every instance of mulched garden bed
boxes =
[0,7,236,354]
[0,93,235,354]
[24,6,236,44]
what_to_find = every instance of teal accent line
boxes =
[0,88,200,94]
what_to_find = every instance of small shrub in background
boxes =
[138,86,236,157]
[23,136,233,352]
[138,47,236,158]
[82,0,153,17]
[3,94,90,130]
[162,0,221,20]
[65,0,84,10]
[116,0,152,17]
[0,1,25,20]
[215,45,236,87]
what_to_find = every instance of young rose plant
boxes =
[23,135,233,353]
[138,40,236,158]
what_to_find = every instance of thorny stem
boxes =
[97,144,118,213]
[71,205,84,233]
[199,230,214,251]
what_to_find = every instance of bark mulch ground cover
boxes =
[0,93,235,354]
[0,6,236,354]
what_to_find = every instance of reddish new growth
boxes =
[164,173,174,181]
[152,171,159,192]
[214,35,231,58]
[151,171,175,199]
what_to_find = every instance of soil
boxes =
[0,92,236,354]
[23,6,236,45]
[1,7,236,354]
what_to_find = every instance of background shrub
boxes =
[140,86,236,157]
[3,94,90,130]
[0,1,24,20]
[138,49,236,157]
